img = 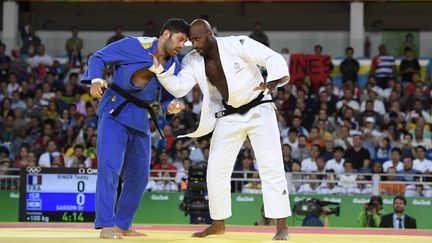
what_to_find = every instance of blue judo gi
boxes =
[81,36,180,230]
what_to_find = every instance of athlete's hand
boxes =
[167,99,185,114]
[149,53,164,75]
[253,81,278,95]
[90,79,108,98]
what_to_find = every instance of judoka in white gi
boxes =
[150,19,291,240]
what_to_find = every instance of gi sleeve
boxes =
[156,53,198,98]
[81,37,152,84]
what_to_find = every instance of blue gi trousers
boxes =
[95,112,151,230]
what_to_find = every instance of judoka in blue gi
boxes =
[81,18,189,239]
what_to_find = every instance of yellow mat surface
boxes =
[0,228,431,243]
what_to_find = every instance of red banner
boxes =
[289,54,332,93]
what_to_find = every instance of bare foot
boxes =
[114,226,147,236]
[272,218,290,240]
[192,220,225,238]
[100,227,124,239]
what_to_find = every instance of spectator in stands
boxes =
[320,135,335,161]
[65,144,91,168]
[0,158,14,189]
[412,128,432,150]
[336,88,360,112]
[360,87,386,116]
[370,44,397,89]
[249,21,269,47]
[1,114,16,144]
[381,167,405,195]
[29,44,53,71]
[20,25,41,57]
[65,26,83,65]
[334,125,353,150]
[340,47,359,84]
[0,43,11,80]
[324,146,345,174]
[175,157,192,187]
[282,128,298,150]
[399,33,418,57]
[143,20,159,38]
[383,148,403,173]
[38,140,63,167]
[398,156,420,182]
[151,149,177,177]
[11,91,26,110]
[379,196,417,229]
[10,49,30,82]
[14,143,31,168]
[339,161,359,193]
[282,144,297,172]
[413,145,432,173]
[344,134,371,171]
[399,47,420,83]
[107,25,125,45]
[301,144,320,172]
[357,196,384,227]
[297,173,320,194]
[317,173,345,194]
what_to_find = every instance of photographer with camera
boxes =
[357,196,384,227]
[294,198,340,227]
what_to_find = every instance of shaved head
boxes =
[190,19,212,32]
[189,19,215,57]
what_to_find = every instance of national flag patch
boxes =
[28,175,42,185]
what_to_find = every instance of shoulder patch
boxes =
[239,39,245,45]
[137,36,157,49]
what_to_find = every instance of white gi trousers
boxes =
[207,103,292,220]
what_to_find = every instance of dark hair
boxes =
[346,46,354,52]
[160,18,189,36]
[404,47,412,52]
[74,144,84,151]
[369,196,383,207]
[314,45,323,50]
[391,147,402,155]
[393,195,407,205]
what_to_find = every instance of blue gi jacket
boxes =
[81,37,180,134]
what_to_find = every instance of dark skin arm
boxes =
[254,76,290,94]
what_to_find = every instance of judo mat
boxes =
[0,223,431,243]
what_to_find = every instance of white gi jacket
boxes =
[157,35,289,138]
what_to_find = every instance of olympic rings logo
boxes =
[78,168,86,174]
[26,167,42,174]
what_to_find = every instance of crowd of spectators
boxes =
[0,24,431,198]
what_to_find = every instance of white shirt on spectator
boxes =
[317,183,345,194]
[413,158,432,173]
[412,138,432,150]
[29,54,53,68]
[301,158,318,172]
[38,151,61,167]
[334,137,353,150]
[338,174,358,190]
[325,158,345,174]
[297,184,320,194]
[336,99,360,111]
[404,184,418,197]
[348,184,372,195]
[382,160,403,173]
[360,100,386,115]
[282,138,298,150]
[7,83,20,97]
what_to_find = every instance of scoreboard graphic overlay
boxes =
[19,167,98,222]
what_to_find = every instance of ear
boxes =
[162,29,171,38]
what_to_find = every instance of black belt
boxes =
[109,83,164,139]
[215,92,274,118]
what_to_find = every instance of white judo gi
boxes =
[156,35,292,220]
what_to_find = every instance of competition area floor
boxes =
[0,223,431,243]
